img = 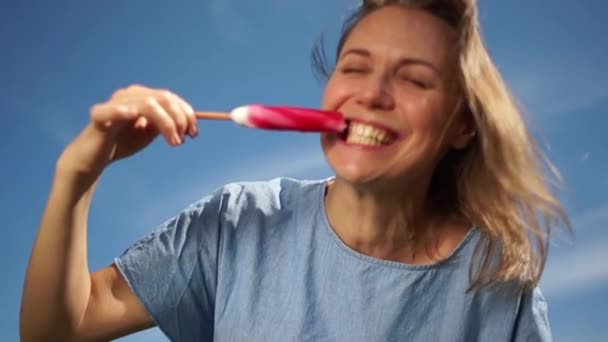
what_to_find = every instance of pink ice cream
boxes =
[231,105,347,133]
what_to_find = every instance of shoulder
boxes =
[517,287,549,324]
[210,177,327,259]
[509,286,551,341]
[206,177,327,215]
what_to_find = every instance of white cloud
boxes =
[542,238,608,297]
[36,111,81,148]
[508,57,608,119]
[541,203,608,297]
[558,333,608,342]
[116,327,167,341]
[267,0,351,21]
[208,0,257,47]
[207,0,354,47]
[571,203,608,235]
[130,145,329,230]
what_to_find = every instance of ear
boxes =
[450,128,476,150]
[449,108,476,150]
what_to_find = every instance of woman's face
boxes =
[321,5,471,189]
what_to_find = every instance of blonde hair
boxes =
[312,0,571,290]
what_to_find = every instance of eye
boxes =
[339,65,369,75]
[410,79,431,89]
[398,74,432,89]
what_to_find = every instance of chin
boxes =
[324,154,399,190]
[321,132,434,191]
[333,167,378,186]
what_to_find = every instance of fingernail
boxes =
[134,116,147,129]
[173,134,182,145]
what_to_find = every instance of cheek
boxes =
[321,77,352,110]
[401,95,445,132]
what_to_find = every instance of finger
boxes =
[156,90,189,140]
[174,96,197,137]
[140,98,181,145]
[134,116,148,130]
[110,84,146,101]
[90,103,138,128]
[133,117,158,136]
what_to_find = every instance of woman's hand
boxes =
[57,84,198,176]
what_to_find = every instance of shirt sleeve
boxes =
[511,287,552,342]
[114,187,229,342]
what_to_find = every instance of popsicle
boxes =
[195,105,347,133]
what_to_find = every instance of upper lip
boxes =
[341,114,400,137]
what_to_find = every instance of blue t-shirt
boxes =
[115,177,551,341]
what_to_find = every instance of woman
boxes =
[20,0,570,341]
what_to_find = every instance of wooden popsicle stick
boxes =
[194,111,232,120]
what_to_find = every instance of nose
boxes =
[356,74,394,110]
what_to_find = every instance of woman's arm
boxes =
[20,164,154,341]
[20,85,197,341]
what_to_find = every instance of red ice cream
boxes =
[231,105,347,133]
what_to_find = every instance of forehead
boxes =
[342,5,457,70]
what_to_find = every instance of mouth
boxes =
[339,119,399,147]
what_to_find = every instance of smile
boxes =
[341,120,398,147]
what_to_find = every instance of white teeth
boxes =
[346,123,393,146]
[376,131,387,142]
[347,134,376,146]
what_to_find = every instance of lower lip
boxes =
[335,135,399,151]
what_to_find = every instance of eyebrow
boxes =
[339,48,440,74]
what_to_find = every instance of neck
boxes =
[324,177,467,264]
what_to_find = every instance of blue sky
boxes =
[2,0,607,341]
